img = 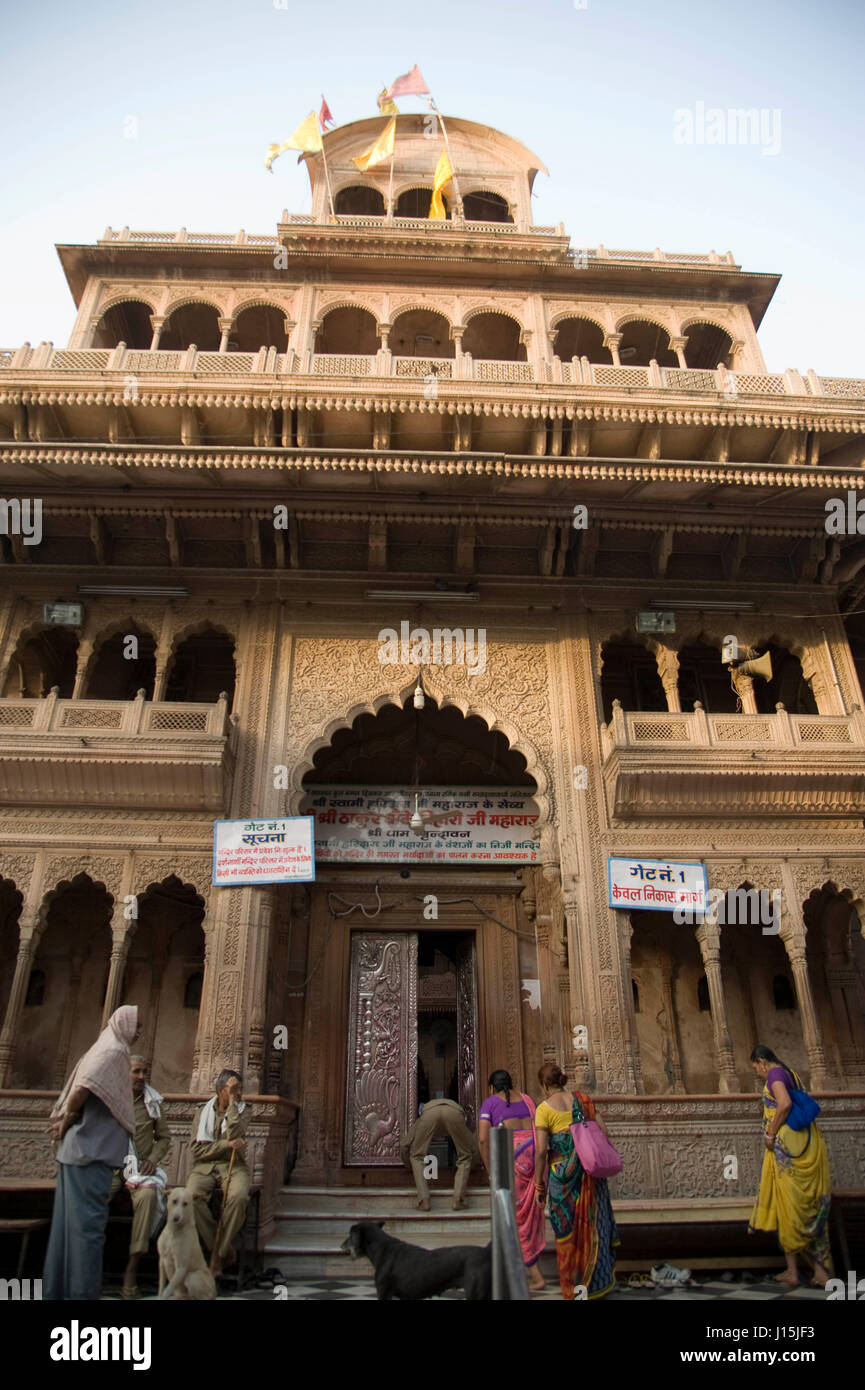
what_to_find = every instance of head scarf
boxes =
[51,1005,139,1135]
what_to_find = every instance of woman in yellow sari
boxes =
[748,1044,832,1287]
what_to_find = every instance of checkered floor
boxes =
[175,1275,830,1302]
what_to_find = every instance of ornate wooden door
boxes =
[344,932,418,1166]
[455,935,479,1129]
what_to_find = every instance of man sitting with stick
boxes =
[187,1069,250,1276]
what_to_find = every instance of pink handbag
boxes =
[569,1095,623,1179]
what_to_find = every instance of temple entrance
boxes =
[342,927,478,1167]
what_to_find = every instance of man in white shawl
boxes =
[108,1054,171,1298]
[187,1068,250,1275]
[44,1004,140,1300]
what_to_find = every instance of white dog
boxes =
[157,1187,217,1299]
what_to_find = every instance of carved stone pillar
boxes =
[149,315,165,350]
[100,915,136,1027]
[616,912,642,1093]
[658,958,685,1091]
[655,643,681,712]
[71,642,93,699]
[669,335,688,368]
[54,953,85,1087]
[562,889,588,1080]
[0,918,41,1085]
[695,923,739,1092]
[781,930,829,1088]
[217,317,234,353]
[604,333,623,366]
[730,669,758,714]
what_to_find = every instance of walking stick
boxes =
[210,1146,237,1274]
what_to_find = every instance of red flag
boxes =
[319,96,335,130]
[386,65,429,100]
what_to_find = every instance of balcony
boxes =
[0,690,235,810]
[1,342,861,399]
[600,702,865,819]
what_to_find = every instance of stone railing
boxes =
[600,702,865,759]
[2,342,863,401]
[0,690,231,735]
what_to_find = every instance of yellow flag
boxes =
[353,116,396,171]
[265,111,323,171]
[428,150,452,219]
[377,88,399,116]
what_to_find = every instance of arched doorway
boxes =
[285,695,542,1180]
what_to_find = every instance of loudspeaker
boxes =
[735,652,773,683]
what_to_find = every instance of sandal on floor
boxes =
[120,1286,139,1300]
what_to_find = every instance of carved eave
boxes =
[604,749,865,820]
[0,734,233,810]
[2,375,864,433]
[276,221,572,271]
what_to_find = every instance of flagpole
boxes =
[429,99,462,217]
[388,146,395,220]
[319,131,336,222]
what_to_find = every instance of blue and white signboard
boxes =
[213,816,315,886]
[607,857,707,913]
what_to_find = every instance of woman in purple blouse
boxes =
[478,1069,546,1291]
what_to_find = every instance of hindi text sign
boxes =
[607,857,707,912]
[213,817,315,885]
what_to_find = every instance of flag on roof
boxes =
[385,65,429,99]
[428,150,452,219]
[265,111,322,171]
[353,115,396,172]
[319,96,335,130]
[377,87,399,116]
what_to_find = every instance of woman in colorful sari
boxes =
[533,1062,619,1300]
[478,1069,546,1291]
[748,1044,832,1287]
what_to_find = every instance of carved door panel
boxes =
[344,932,418,1166]
[455,935,479,1130]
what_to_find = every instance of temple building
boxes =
[1,113,864,1259]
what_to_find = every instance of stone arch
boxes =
[162,294,225,320]
[462,189,513,223]
[597,627,668,719]
[313,304,379,356]
[124,874,206,1091]
[160,299,223,352]
[388,307,455,359]
[550,314,612,364]
[613,310,674,336]
[16,872,114,1088]
[92,297,157,349]
[1,622,79,698]
[96,290,160,319]
[228,300,293,353]
[163,621,237,707]
[394,185,448,219]
[678,319,735,370]
[77,617,159,697]
[286,676,553,837]
[614,316,678,367]
[333,183,386,216]
[0,877,24,1031]
[549,308,609,336]
[461,310,527,362]
[462,304,525,333]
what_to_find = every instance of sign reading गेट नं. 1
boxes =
[607,856,707,912]
[212,817,315,886]
[305,786,540,865]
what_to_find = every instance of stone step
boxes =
[276,1184,491,1216]
[277,1213,494,1239]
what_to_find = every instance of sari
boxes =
[510,1093,546,1269]
[546,1092,619,1300]
[748,1070,833,1278]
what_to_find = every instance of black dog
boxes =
[340,1220,491,1300]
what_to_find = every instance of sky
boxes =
[1,0,862,375]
